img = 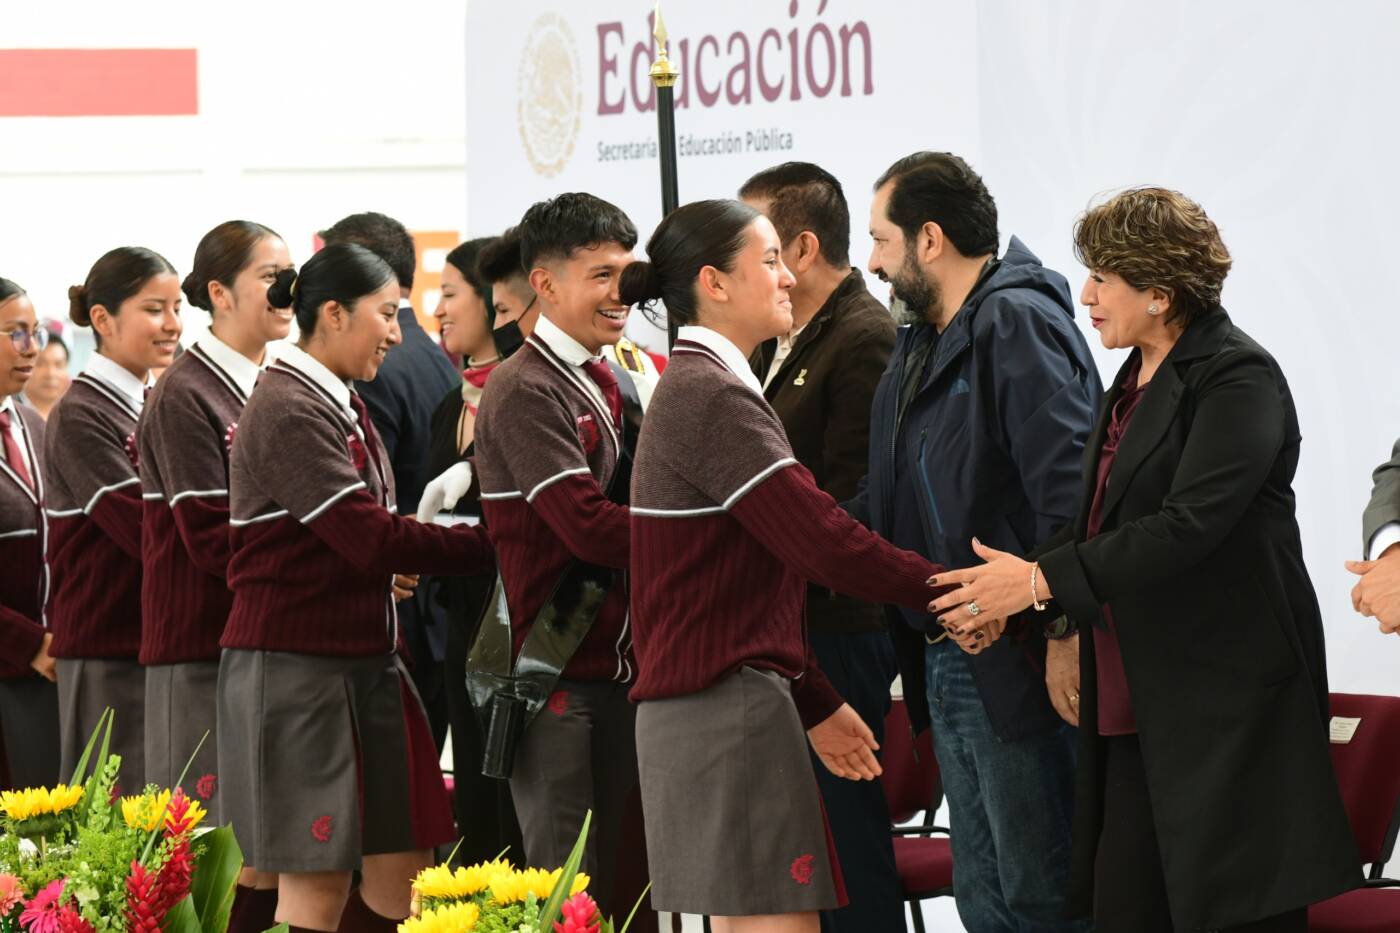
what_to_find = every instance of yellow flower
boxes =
[413,859,513,901]
[0,784,85,821]
[489,867,589,905]
[169,796,207,834]
[398,900,480,933]
[121,790,172,832]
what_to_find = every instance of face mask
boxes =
[492,319,524,359]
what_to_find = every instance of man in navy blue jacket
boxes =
[853,152,1100,932]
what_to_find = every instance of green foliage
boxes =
[538,811,590,932]
[472,900,530,933]
[187,826,242,932]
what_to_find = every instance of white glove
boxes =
[416,461,474,523]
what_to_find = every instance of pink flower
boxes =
[553,891,601,933]
[19,879,65,933]
[0,873,25,914]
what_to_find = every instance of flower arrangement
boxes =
[0,711,242,932]
[400,813,647,933]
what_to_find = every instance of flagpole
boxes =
[649,1,681,347]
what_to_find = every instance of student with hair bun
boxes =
[219,242,495,933]
[0,278,60,790]
[136,220,293,928]
[620,200,948,933]
[45,247,182,791]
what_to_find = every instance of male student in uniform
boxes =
[470,192,655,917]
[739,162,904,933]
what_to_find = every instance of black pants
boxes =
[809,631,906,933]
[0,675,60,789]
[1094,734,1307,933]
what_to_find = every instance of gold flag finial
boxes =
[650,0,680,87]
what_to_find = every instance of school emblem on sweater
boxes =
[347,433,369,471]
[310,815,334,843]
[123,431,140,469]
[576,413,601,455]
[517,12,582,178]
[195,773,217,800]
[790,853,815,885]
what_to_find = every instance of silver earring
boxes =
[1146,304,1161,316]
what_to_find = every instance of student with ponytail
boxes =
[219,242,495,932]
[621,200,947,933]
[45,247,182,790]
[0,278,60,790]
[137,220,292,930]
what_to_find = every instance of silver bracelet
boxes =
[1030,562,1048,611]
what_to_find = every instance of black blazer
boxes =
[1035,310,1360,929]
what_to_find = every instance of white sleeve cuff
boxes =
[1368,522,1400,561]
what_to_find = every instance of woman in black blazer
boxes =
[927,187,1360,932]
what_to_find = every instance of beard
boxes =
[885,248,941,327]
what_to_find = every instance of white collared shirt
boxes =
[275,343,354,418]
[677,326,765,396]
[85,353,151,412]
[1369,523,1400,561]
[197,332,270,400]
[534,314,609,410]
[0,395,33,479]
[762,321,810,391]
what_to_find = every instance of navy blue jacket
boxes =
[855,237,1102,741]
[355,306,461,516]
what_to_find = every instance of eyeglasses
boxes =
[3,329,49,353]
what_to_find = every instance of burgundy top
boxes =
[629,337,943,728]
[0,403,48,679]
[1085,362,1146,735]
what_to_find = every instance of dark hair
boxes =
[1074,187,1232,329]
[445,238,495,298]
[0,278,25,304]
[69,247,178,347]
[874,152,998,258]
[477,227,526,286]
[182,220,282,312]
[265,243,397,336]
[618,199,759,327]
[738,161,850,266]
[42,325,69,362]
[318,212,416,291]
[518,193,637,272]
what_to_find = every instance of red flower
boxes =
[553,891,601,933]
[347,434,368,470]
[54,906,95,933]
[153,838,193,919]
[310,815,334,843]
[789,854,815,886]
[195,773,217,800]
[547,690,570,716]
[124,432,140,469]
[124,862,162,933]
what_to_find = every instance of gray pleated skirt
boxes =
[144,661,220,809]
[217,648,455,873]
[56,657,146,793]
[635,666,843,916]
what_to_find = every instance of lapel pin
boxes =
[794,368,808,386]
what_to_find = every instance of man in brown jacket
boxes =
[740,162,901,933]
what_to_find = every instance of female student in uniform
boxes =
[0,279,60,790]
[219,243,496,933]
[619,200,950,933]
[46,247,183,790]
[138,221,293,931]
[418,236,525,865]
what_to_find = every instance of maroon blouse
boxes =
[1085,362,1146,735]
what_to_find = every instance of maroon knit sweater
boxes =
[223,359,494,657]
[629,339,945,727]
[474,334,634,682]
[0,403,48,679]
[138,344,249,665]
[44,374,144,659]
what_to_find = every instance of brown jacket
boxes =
[749,269,895,634]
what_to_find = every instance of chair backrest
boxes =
[882,697,941,825]
[1327,692,1400,869]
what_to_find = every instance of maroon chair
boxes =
[882,696,953,933]
[1308,693,1400,932]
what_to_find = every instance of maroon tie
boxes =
[581,359,623,430]
[0,409,33,491]
[348,393,386,478]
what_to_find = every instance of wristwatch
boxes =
[1044,614,1077,640]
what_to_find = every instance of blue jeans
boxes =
[925,638,1090,933]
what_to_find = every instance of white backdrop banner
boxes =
[466,0,1400,695]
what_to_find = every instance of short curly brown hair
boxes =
[1073,187,1232,328]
